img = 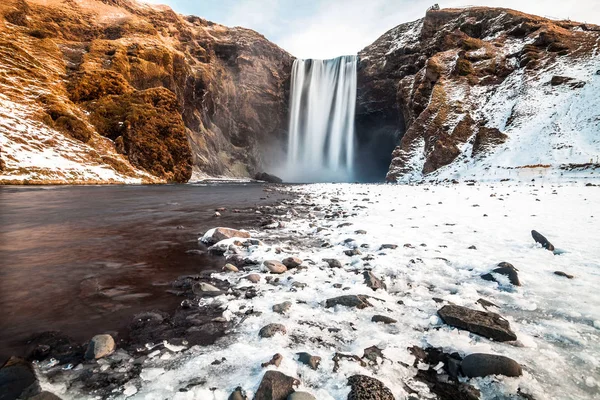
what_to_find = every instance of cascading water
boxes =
[284,55,357,182]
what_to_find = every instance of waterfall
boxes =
[284,55,357,183]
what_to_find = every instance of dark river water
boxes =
[0,183,284,364]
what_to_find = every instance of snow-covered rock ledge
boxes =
[37,182,599,399]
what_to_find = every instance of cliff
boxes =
[358,7,600,182]
[0,0,292,184]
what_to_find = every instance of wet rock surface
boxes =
[481,262,521,286]
[438,304,517,342]
[462,353,523,377]
[347,374,395,400]
[326,295,373,309]
[259,324,287,338]
[254,371,299,400]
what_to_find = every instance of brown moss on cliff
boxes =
[88,87,192,182]
[68,69,134,102]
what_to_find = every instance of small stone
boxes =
[468,245,477,250]
[344,249,362,256]
[363,271,386,291]
[347,375,394,400]
[223,263,239,272]
[461,353,523,377]
[259,323,287,338]
[282,257,303,268]
[287,392,316,400]
[372,315,397,324]
[531,230,555,251]
[355,230,367,234]
[192,282,222,296]
[245,274,261,283]
[85,334,116,360]
[296,352,321,370]
[554,271,574,279]
[379,244,398,250]
[476,298,498,310]
[205,227,251,244]
[481,262,520,286]
[261,353,283,368]
[326,295,372,309]
[323,258,343,268]
[273,301,292,314]
[438,304,517,342]
[228,386,247,400]
[254,371,299,400]
[264,260,287,274]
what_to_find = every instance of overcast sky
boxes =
[141,0,600,59]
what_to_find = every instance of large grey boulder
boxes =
[461,353,523,377]
[438,305,517,342]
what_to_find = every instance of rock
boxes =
[214,211,221,217]
[554,271,574,279]
[461,353,523,377]
[355,230,367,234]
[246,274,261,283]
[362,345,385,363]
[481,262,520,286]
[255,172,283,184]
[379,244,398,250]
[29,393,63,400]
[193,282,221,293]
[204,227,251,244]
[264,260,287,274]
[85,334,116,360]
[347,375,395,400]
[261,353,283,368]
[223,263,239,272]
[326,295,373,309]
[229,386,248,400]
[282,257,303,268]
[259,323,287,338]
[372,315,397,324]
[323,258,343,268]
[287,392,316,400]
[531,230,555,251]
[296,352,321,370]
[438,304,517,342]
[0,357,41,400]
[344,249,362,256]
[363,271,386,291]
[476,298,498,310]
[273,301,292,314]
[254,371,299,400]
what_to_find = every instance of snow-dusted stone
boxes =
[554,271,574,279]
[322,258,343,268]
[273,301,292,314]
[202,227,251,244]
[228,386,247,400]
[261,353,283,368]
[282,257,303,268]
[245,274,261,283]
[264,260,287,274]
[287,392,316,400]
[364,271,386,291]
[326,295,373,309]
[438,305,517,342]
[372,315,397,324]
[223,263,239,272]
[379,244,398,250]
[296,352,321,370]
[347,375,394,400]
[192,282,222,296]
[254,371,299,400]
[531,230,555,251]
[461,353,523,377]
[259,323,287,338]
[85,334,116,360]
[481,262,520,286]
[344,249,362,256]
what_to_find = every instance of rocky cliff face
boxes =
[358,7,600,182]
[0,0,292,183]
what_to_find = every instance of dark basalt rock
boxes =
[229,386,248,400]
[531,230,555,251]
[323,258,343,268]
[461,353,523,377]
[438,304,517,342]
[254,371,299,400]
[554,271,574,279]
[347,375,395,400]
[254,172,283,184]
[0,357,41,400]
[371,315,397,324]
[326,295,373,309]
[296,352,321,370]
[25,331,84,365]
[481,262,520,286]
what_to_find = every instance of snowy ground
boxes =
[42,182,600,399]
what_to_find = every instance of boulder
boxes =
[322,258,343,268]
[296,352,321,370]
[246,274,261,283]
[264,260,287,274]
[254,371,299,400]
[85,334,116,360]
[371,315,397,324]
[379,244,398,250]
[347,375,395,400]
[272,301,292,314]
[326,295,373,309]
[203,227,251,244]
[531,230,555,251]
[223,263,239,272]
[229,387,247,400]
[0,357,41,400]
[481,262,520,286]
[363,271,386,291]
[438,304,517,342]
[259,323,287,338]
[255,172,283,183]
[261,353,283,368]
[287,393,316,400]
[282,257,303,268]
[461,353,522,377]
[29,393,63,400]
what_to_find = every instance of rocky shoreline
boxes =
[3,182,599,399]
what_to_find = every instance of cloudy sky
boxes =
[141,0,600,59]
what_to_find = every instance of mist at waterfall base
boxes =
[281,56,359,183]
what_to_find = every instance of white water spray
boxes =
[284,56,357,182]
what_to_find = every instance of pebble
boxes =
[264,260,287,274]
[272,301,292,314]
[259,323,287,338]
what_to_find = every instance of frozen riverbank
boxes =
[37,182,600,400]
